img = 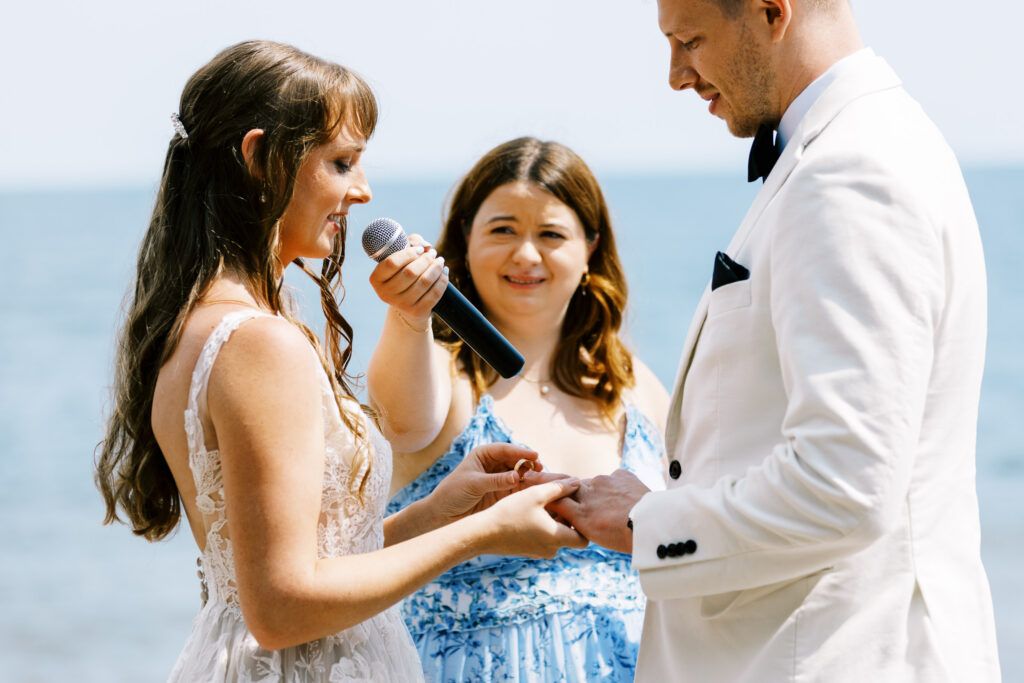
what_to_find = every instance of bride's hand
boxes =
[427,443,543,523]
[476,479,589,559]
[368,234,447,331]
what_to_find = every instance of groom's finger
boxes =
[545,494,580,525]
[529,478,581,505]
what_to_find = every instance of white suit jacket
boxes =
[630,54,1001,681]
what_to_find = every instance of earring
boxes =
[579,270,590,296]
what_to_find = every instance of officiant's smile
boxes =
[465,180,595,329]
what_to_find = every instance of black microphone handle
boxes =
[433,285,525,379]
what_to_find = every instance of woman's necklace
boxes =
[519,374,552,396]
[201,298,261,309]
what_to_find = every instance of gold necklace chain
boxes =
[200,298,262,309]
[519,374,552,396]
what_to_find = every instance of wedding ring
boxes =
[513,458,535,480]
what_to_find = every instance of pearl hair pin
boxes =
[170,112,189,139]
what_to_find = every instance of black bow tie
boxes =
[747,124,780,183]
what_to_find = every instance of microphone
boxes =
[362,217,525,379]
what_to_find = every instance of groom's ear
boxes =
[755,0,792,43]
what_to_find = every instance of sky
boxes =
[1,0,1020,191]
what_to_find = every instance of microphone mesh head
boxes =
[361,217,408,262]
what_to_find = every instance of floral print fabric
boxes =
[387,394,666,682]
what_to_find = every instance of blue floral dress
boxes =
[387,394,666,682]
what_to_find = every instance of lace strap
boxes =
[184,310,274,456]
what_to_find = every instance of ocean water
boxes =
[0,167,1020,681]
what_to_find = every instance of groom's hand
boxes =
[544,469,650,554]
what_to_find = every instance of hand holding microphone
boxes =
[363,218,525,378]
[366,226,447,333]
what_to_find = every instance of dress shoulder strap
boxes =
[184,309,275,456]
[620,401,668,492]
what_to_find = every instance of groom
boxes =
[549,0,1001,679]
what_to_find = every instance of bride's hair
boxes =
[96,40,378,541]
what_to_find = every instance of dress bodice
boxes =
[170,310,422,682]
[387,393,666,635]
[184,310,392,611]
[389,393,665,514]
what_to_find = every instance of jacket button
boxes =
[657,544,668,559]
[684,539,697,555]
[669,460,682,479]
[671,542,684,556]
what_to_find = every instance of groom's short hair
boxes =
[698,0,840,18]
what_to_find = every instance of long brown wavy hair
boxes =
[96,41,377,541]
[435,137,633,421]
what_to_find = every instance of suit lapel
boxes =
[663,144,791,454]
[664,285,710,451]
[664,55,904,456]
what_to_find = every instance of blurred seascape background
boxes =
[1,0,1022,680]
[1,167,1021,681]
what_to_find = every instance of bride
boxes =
[95,40,585,682]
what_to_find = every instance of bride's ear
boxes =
[241,129,265,179]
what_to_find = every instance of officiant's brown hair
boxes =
[96,40,378,541]
[435,137,634,423]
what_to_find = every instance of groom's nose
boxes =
[668,43,697,91]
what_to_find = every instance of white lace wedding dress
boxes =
[168,311,424,682]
